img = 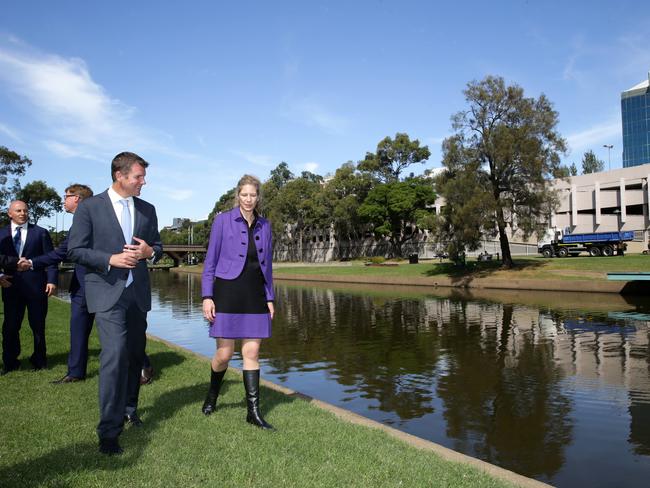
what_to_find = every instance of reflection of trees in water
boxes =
[151,272,202,319]
[425,302,572,480]
[265,286,440,421]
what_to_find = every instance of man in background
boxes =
[0,200,57,374]
[21,184,94,383]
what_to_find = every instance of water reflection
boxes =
[57,271,650,486]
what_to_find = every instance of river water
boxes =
[61,270,650,486]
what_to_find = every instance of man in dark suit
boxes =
[1,200,57,374]
[22,184,94,383]
[68,152,162,455]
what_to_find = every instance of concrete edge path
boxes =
[147,332,552,488]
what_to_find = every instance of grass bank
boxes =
[0,299,523,488]
[270,255,650,281]
[177,255,650,291]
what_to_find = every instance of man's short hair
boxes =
[65,184,93,200]
[111,152,149,182]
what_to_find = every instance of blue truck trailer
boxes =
[538,229,634,258]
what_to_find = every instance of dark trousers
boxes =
[95,285,147,440]
[67,292,95,379]
[2,289,48,369]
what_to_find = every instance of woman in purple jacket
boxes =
[201,174,275,430]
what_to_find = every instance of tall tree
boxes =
[268,161,294,189]
[322,162,375,242]
[0,146,32,209]
[358,176,436,257]
[447,76,566,267]
[435,136,496,265]
[16,180,62,224]
[358,133,431,182]
[581,150,604,174]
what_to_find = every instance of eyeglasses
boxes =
[63,194,78,199]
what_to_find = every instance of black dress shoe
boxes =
[98,437,123,455]
[51,375,83,384]
[123,413,143,427]
[140,366,154,385]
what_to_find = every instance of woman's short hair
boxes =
[233,174,262,210]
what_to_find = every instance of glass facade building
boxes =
[621,74,650,168]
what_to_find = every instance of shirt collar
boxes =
[11,222,26,232]
[108,187,134,205]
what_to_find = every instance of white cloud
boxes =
[231,150,273,167]
[0,38,177,161]
[284,98,349,134]
[0,122,23,143]
[302,161,319,172]
[156,186,194,201]
[565,118,620,154]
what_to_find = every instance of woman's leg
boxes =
[241,339,273,430]
[212,338,235,371]
[203,338,235,415]
[241,338,260,370]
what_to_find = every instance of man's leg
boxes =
[124,300,147,417]
[67,294,95,379]
[2,291,26,371]
[94,289,132,441]
[26,293,48,368]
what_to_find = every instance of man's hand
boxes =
[124,237,153,261]
[0,275,12,288]
[109,251,138,269]
[45,284,56,296]
[16,257,31,272]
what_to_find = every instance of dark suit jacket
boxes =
[67,190,162,313]
[0,224,58,296]
[0,253,18,273]
[31,235,85,296]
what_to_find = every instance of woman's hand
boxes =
[203,298,215,322]
[267,301,274,320]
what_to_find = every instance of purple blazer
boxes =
[201,206,274,301]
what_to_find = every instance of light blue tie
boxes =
[119,199,134,287]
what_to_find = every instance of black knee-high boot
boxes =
[202,368,227,415]
[243,369,274,430]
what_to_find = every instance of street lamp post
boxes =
[603,144,613,171]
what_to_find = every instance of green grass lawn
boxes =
[0,299,514,488]
[272,254,650,282]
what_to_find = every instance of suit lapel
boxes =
[133,197,145,238]
[23,224,36,255]
[99,191,126,244]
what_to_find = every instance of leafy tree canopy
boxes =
[0,146,32,210]
[15,180,62,224]
[357,133,430,182]
[358,177,436,257]
[581,150,605,174]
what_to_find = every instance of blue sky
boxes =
[1,1,649,231]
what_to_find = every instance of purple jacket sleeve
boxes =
[263,224,274,301]
[201,215,223,297]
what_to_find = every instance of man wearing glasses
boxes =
[19,184,94,382]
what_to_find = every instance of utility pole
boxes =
[603,144,613,171]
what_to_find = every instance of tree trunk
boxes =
[496,215,513,267]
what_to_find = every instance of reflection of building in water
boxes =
[423,297,650,455]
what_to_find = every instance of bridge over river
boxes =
[162,244,206,266]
